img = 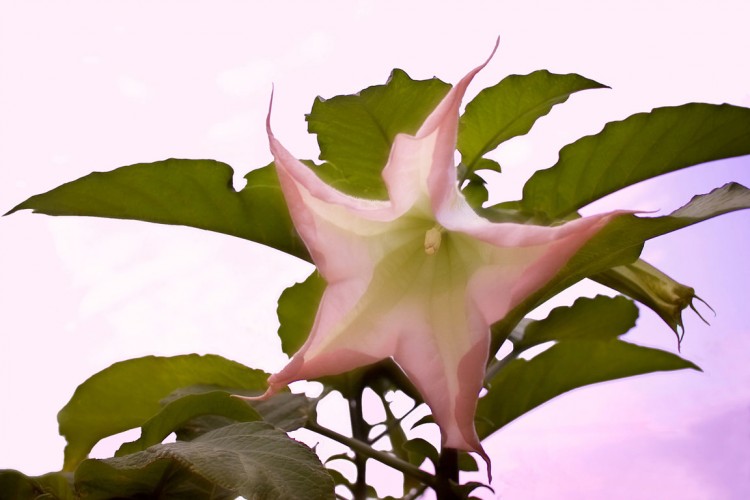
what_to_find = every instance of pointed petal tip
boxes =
[478,445,493,483]
[488,36,500,64]
[265,86,275,139]
[471,36,501,81]
[461,432,492,482]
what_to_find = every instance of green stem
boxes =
[404,485,428,500]
[349,384,369,500]
[434,448,460,500]
[368,398,421,445]
[306,421,437,488]
[484,348,520,383]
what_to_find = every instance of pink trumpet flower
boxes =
[254,43,621,465]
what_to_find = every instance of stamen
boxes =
[424,225,444,255]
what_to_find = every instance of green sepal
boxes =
[593,259,710,341]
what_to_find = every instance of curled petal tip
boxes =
[479,447,493,483]
[232,388,275,402]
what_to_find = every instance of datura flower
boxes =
[256,46,621,462]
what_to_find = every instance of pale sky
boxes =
[1,1,749,498]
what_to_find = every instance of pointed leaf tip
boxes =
[521,104,750,218]
[459,70,608,174]
[6,159,309,260]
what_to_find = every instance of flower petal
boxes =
[259,43,625,469]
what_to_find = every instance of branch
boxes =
[306,421,437,488]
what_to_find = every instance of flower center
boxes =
[424,224,445,255]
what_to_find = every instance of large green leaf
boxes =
[75,422,334,500]
[248,392,312,432]
[509,295,638,351]
[0,470,74,500]
[458,70,607,174]
[576,182,750,267]
[277,271,326,356]
[476,340,699,439]
[6,159,310,261]
[34,473,75,500]
[521,103,750,219]
[76,453,235,500]
[160,385,310,433]
[477,183,750,436]
[58,354,268,471]
[116,391,262,456]
[489,182,750,353]
[306,69,450,199]
[0,470,40,500]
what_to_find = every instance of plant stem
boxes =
[434,447,460,500]
[368,396,421,445]
[349,383,369,499]
[404,485,428,500]
[307,421,437,488]
[484,348,520,383]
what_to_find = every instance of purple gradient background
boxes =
[1,1,749,498]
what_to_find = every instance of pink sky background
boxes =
[1,1,749,498]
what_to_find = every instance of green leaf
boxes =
[593,259,704,336]
[469,157,502,174]
[461,174,489,210]
[248,391,312,432]
[521,103,750,219]
[477,340,700,439]
[410,414,435,429]
[490,182,750,354]
[577,182,750,269]
[451,481,493,499]
[306,68,450,199]
[6,160,310,261]
[510,295,638,351]
[323,467,351,486]
[116,391,262,456]
[458,452,479,472]
[402,438,439,467]
[0,470,41,500]
[277,271,326,356]
[0,470,74,500]
[160,385,310,438]
[34,473,75,500]
[75,451,235,500]
[59,354,268,471]
[75,422,334,500]
[458,70,607,174]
